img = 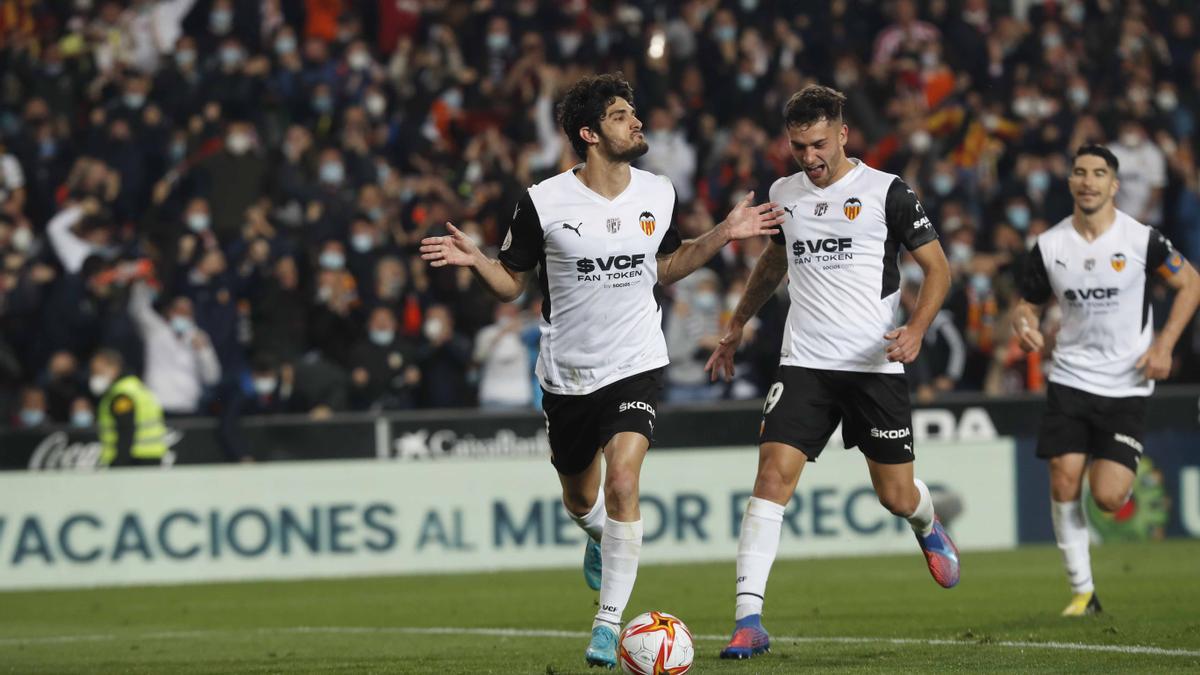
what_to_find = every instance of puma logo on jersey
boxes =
[561,222,583,237]
[782,205,796,218]
[1055,259,1067,268]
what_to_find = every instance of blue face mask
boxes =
[319,162,344,185]
[19,409,45,427]
[692,291,719,312]
[170,316,194,335]
[319,251,345,270]
[71,410,95,428]
[210,10,233,35]
[932,174,955,196]
[314,97,333,114]
[369,329,395,346]
[486,33,510,51]
[970,274,991,297]
[714,25,736,42]
[1006,205,1031,231]
[1026,171,1050,194]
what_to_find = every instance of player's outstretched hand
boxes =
[1014,316,1044,353]
[884,325,923,363]
[1136,342,1172,380]
[705,322,744,382]
[420,222,480,268]
[722,191,783,241]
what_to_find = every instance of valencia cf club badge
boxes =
[1111,252,1126,272]
[607,217,621,234]
[843,198,862,220]
[639,211,656,236]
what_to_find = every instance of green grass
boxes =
[2,541,1199,673]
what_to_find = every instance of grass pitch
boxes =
[2,540,1198,673]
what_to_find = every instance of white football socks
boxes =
[594,518,643,627]
[908,479,935,537]
[567,485,606,543]
[1051,499,1094,594]
[735,496,786,621]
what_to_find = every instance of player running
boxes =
[421,73,782,668]
[705,85,960,660]
[1012,144,1199,616]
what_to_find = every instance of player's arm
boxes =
[657,191,782,286]
[1136,233,1200,379]
[419,193,539,303]
[704,240,788,381]
[1013,242,1053,353]
[882,178,945,364]
[109,394,136,467]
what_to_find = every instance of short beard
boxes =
[599,134,649,163]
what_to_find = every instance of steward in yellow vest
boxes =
[90,349,167,467]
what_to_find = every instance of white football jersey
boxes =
[499,166,680,395]
[769,159,938,373]
[1021,210,1182,397]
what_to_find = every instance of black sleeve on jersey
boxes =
[497,191,543,272]
[1146,228,1185,277]
[656,182,682,257]
[884,178,938,251]
[1019,243,1054,304]
[770,229,786,246]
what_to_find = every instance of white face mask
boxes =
[89,374,113,396]
[350,233,374,253]
[423,318,445,341]
[70,410,95,428]
[170,316,195,335]
[227,132,252,155]
[253,377,277,395]
[11,226,33,252]
[369,329,394,346]
[186,212,210,232]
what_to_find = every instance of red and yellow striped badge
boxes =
[639,211,656,236]
[843,198,862,220]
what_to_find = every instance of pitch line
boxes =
[0,626,1197,658]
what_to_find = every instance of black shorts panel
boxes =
[541,368,663,475]
[759,366,914,464]
[1036,382,1145,472]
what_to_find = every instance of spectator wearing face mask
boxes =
[347,306,420,410]
[89,349,167,467]
[472,303,532,409]
[309,241,361,366]
[1110,118,1168,227]
[665,268,725,403]
[416,304,473,408]
[197,119,267,244]
[127,280,221,415]
[12,385,49,429]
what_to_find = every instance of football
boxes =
[618,611,694,674]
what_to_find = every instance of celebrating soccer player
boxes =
[1012,144,1200,616]
[420,73,783,668]
[705,85,961,660]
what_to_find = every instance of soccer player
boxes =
[704,85,961,660]
[1012,144,1200,616]
[420,73,782,668]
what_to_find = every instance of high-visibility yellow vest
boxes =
[98,375,167,466]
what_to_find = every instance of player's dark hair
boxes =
[557,73,636,160]
[1074,144,1119,173]
[783,85,847,128]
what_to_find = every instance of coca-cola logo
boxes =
[27,430,181,471]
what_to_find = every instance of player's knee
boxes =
[561,491,596,517]
[877,488,917,517]
[753,467,794,504]
[604,468,639,505]
[1091,489,1128,513]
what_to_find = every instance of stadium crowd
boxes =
[1,0,1198,437]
